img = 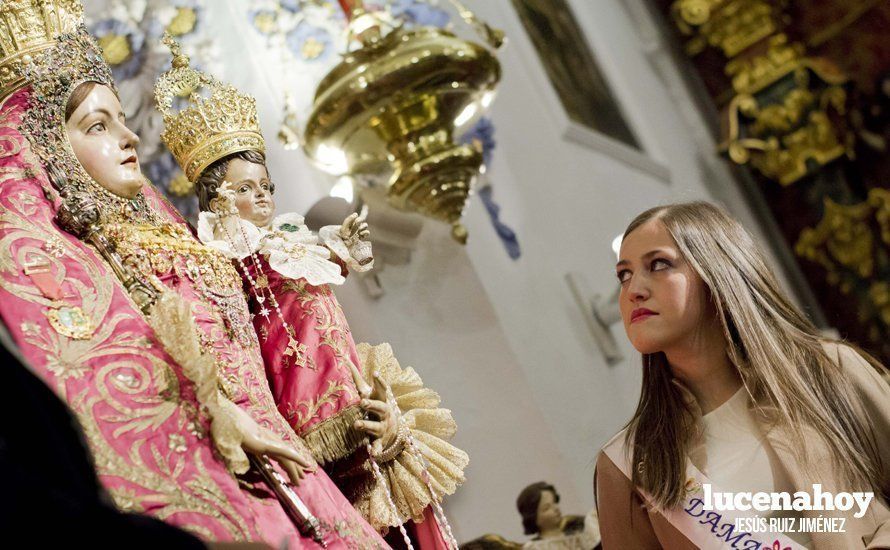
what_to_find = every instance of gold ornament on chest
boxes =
[106,222,241,292]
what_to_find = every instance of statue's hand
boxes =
[355,399,399,456]
[338,208,370,246]
[231,403,316,485]
[355,376,400,456]
[211,180,239,217]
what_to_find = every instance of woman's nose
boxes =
[627,274,650,302]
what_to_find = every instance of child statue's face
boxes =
[223,158,275,228]
[65,84,144,199]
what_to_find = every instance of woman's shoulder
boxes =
[596,428,632,484]
[819,339,853,362]
[820,340,890,417]
[601,427,629,453]
[820,339,872,363]
[820,340,888,384]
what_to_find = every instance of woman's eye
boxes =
[261,183,269,191]
[651,258,671,271]
[617,270,631,283]
[87,122,105,133]
[238,185,250,193]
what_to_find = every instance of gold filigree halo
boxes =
[0,0,84,101]
[155,33,265,182]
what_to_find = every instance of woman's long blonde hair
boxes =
[624,201,884,508]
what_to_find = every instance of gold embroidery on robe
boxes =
[286,379,354,431]
[281,279,357,386]
[0,178,252,539]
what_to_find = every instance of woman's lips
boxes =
[630,308,658,323]
[121,155,137,166]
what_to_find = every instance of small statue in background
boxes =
[516,482,601,550]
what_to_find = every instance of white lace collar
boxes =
[197,211,345,286]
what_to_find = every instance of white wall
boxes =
[171,0,795,542]
[334,223,583,541]
[401,0,789,541]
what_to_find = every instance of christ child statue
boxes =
[194,150,402,471]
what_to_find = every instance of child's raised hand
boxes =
[338,205,371,245]
[210,180,240,216]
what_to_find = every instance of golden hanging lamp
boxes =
[302,0,503,243]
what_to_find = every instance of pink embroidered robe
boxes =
[244,254,450,550]
[0,88,388,549]
[246,256,366,462]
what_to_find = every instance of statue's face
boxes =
[65,84,144,199]
[222,158,275,228]
[535,490,562,535]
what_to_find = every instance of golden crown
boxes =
[155,34,265,182]
[0,0,85,100]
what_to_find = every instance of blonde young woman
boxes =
[595,202,890,550]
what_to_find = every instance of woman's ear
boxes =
[208,196,221,214]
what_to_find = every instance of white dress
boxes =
[693,387,812,548]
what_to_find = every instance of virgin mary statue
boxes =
[0,1,387,547]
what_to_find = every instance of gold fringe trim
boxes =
[148,292,249,475]
[353,342,469,531]
[301,404,366,465]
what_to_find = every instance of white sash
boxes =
[602,431,807,550]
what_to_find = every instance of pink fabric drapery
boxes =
[246,256,365,462]
[244,254,450,548]
[0,87,388,548]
